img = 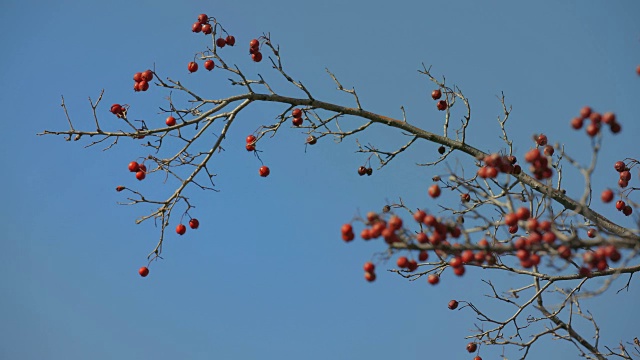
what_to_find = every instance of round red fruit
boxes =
[292,108,302,118]
[249,39,260,49]
[616,200,626,211]
[364,272,376,282]
[580,106,592,119]
[396,256,409,268]
[141,70,153,82]
[204,59,215,71]
[427,274,440,285]
[246,135,257,144]
[363,262,375,273]
[252,52,263,62]
[436,100,448,111]
[128,161,140,172]
[602,112,615,124]
[225,35,236,46]
[536,134,548,146]
[428,184,441,198]
[166,116,176,126]
[192,22,202,33]
[570,117,583,130]
[431,89,442,100]
[586,123,599,137]
[133,72,143,82]
[246,144,256,151]
[448,300,458,310]
[201,24,212,35]
[188,62,198,73]
[176,224,186,235]
[259,165,270,177]
[189,218,199,229]
[601,189,613,203]
[110,104,123,114]
[138,266,149,277]
[138,80,149,91]
[216,38,226,48]
[197,14,209,24]
[292,117,303,126]
[136,171,146,181]
[466,342,477,353]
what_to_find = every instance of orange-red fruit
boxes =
[216,38,226,48]
[246,135,257,144]
[587,229,596,238]
[570,117,583,129]
[166,116,176,126]
[431,89,442,100]
[466,342,477,353]
[427,274,439,285]
[341,223,353,235]
[418,251,429,261]
[135,171,146,181]
[474,357,483,360]
[204,60,215,71]
[138,266,149,277]
[504,213,519,227]
[364,272,376,282]
[580,106,592,119]
[342,232,355,242]
[252,52,263,62]
[389,216,403,230]
[615,200,626,211]
[176,224,186,235]
[397,256,409,268]
[259,165,270,177]
[292,117,303,126]
[201,24,212,35]
[128,161,140,172]
[141,70,153,81]
[602,112,615,124]
[197,14,209,24]
[138,164,147,172]
[133,72,143,82]
[428,184,441,198]
[189,218,199,229]
[116,186,125,192]
[292,108,302,118]
[586,123,599,137]
[536,134,548,146]
[516,207,530,220]
[448,300,458,310]
[192,22,202,33]
[413,210,426,223]
[436,100,447,111]
[225,35,236,46]
[249,39,259,48]
[188,62,198,73]
[363,262,375,273]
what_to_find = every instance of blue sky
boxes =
[2,1,639,359]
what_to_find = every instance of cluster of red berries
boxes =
[244,134,271,177]
[249,38,262,62]
[357,166,373,176]
[602,160,635,216]
[431,89,448,111]
[477,153,522,179]
[579,244,621,277]
[363,261,376,282]
[191,14,212,34]
[132,69,153,92]
[128,161,147,181]
[110,103,127,118]
[524,135,553,180]
[216,35,236,48]
[187,59,215,73]
[291,108,303,126]
[341,223,355,242]
[175,218,200,236]
[570,106,621,136]
[614,160,633,189]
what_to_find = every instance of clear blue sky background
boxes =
[2,1,639,359]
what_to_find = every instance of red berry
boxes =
[449,256,463,268]
[586,123,599,137]
[292,108,302,118]
[466,342,477,353]
[590,112,602,124]
[292,117,303,126]
[418,251,429,261]
[448,300,458,310]
[357,166,367,176]
[166,116,176,126]
[428,184,441,198]
[620,170,631,181]
[138,164,147,172]
[504,213,519,227]
[192,22,202,33]
[436,100,447,111]
[413,210,427,223]
[204,60,215,71]
[138,80,149,91]
[557,245,571,259]
[133,72,143,82]
[580,106,592,119]
[259,166,270,177]
[116,186,125,192]
[637,65,640,76]
[342,232,355,242]
[188,61,198,73]
[189,218,199,229]
[407,260,418,272]
[128,161,140,172]
[416,232,428,244]
[460,193,471,203]
[397,256,409,268]
[543,145,554,156]
[461,250,474,264]
[252,52,263,62]
[474,357,483,360]
[570,117,583,130]
[176,224,186,235]
[225,35,236,46]
[623,205,633,216]
[133,82,141,92]
[388,216,403,231]
[610,122,621,133]
[614,161,626,172]
[516,207,531,220]
[246,135,257,144]
[249,39,259,49]
[246,144,256,151]
[110,104,123,114]
[197,14,209,24]
[539,220,551,231]
[341,223,353,235]
[201,24,212,35]
[141,70,153,82]
[601,189,614,203]
[360,228,372,240]
[431,89,442,100]
[363,262,375,273]
[536,134,548,146]
[587,229,596,238]
[135,171,146,181]
[427,274,439,285]
[138,266,149,277]
[216,38,226,48]
[616,200,626,211]
[602,112,615,124]
[364,272,376,282]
